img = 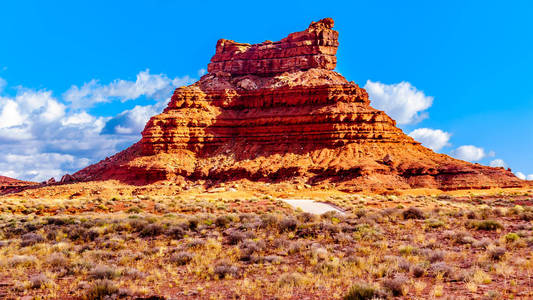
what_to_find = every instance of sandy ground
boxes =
[280,199,345,215]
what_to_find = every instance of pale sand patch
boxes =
[281,199,344,215]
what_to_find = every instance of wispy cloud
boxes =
[63,69,193,109]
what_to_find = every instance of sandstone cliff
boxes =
[72,18,525,191]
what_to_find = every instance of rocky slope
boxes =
[71,18,525,191]
[0,175,36,195]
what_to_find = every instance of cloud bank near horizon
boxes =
[0,70,194,181]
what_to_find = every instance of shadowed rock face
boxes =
[72,18,526,191]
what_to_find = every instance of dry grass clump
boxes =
[277,272,305,287]
[343,283,383,300]
[29,273,50,289]
[85,279,118,300]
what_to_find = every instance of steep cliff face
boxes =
[72,18,525,191]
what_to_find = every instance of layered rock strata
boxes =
[72,18,525,191]
[208,18,337,75]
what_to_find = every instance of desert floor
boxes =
[0,181,531,299]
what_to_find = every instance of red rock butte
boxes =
[71,18,525,191]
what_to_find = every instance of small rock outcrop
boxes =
[0,175,36,195]
[72,18,526,191]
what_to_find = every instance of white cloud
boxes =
[0,152,91,182]
[450,145,486,162]
[515,172,526,180]
[198,68,206,76]
[63,69,193,109]
[489,159,507,168]
[364,80,433,124]
[408,128,451,151]
[528,174,533,180]
[0,70,193,181]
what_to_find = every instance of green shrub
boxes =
[504,233,520,243]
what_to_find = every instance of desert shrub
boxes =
[429,262,452,277]
[398,260,411,272]
[382,274,407,296]
[166,225,185,240]
[90,265,120,279]
[85,280,118,300]
[343,283,381,300]
[520,210,533,221]
[170,252,193,265]
[472,238,491,249]
[487,246,506,260]
[504,232,520,243]
[187,217,199,230]
[213,261,239,279]
[186,238,205,248]
[46,217,68,226]
[412,264,426,277]
[468,220,503,231]
[240,239,265,256]
[128,219,149,232]
[259,214,279,228]
[277,272,305,287]
[126,206,142,214]
[30,274,49,289]
[225,229,248,245]
[288,241,305,254]
[68,227,87,241]
[20,232,45,247]
[447,231,476,245]
[47,252,69,268]
[7,255,37,267]
[310,244,329,261]
[262,255,283,264]
[402,207,425,220]
[427,250,445,263]
[215,215,232,228]
[465,210,476,219]
[425,219,445,228]
[297,212,318,223]
[139,223,163,237]
[279,217,298,232]
[398,245,417,256]
[121,267,145,279]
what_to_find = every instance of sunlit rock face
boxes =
[73,18,525,191]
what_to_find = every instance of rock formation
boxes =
[0,175,36,195]
[72,18,525,191]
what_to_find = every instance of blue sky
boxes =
[0,1,532,181]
